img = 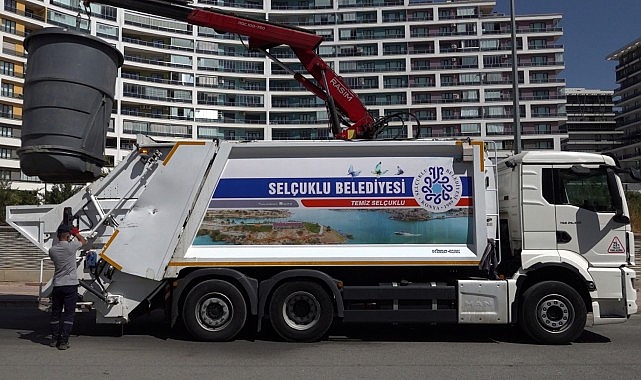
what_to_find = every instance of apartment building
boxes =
[607,37,641,170]
[561,88,619,153]
[1,0,567,190]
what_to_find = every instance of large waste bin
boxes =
[19,28,123,183]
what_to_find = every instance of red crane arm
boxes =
[87,0,376,139]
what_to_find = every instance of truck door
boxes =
[543,165,629,266]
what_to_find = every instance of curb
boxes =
[0,295,40,307]
[0,282,41,307]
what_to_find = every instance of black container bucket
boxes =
[19,28,123,183]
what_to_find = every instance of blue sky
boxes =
[494,0,641,90]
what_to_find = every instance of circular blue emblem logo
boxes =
[413,166,462,212]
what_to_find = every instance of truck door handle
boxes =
[556,231,572,243]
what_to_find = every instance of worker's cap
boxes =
[56,224,72,234]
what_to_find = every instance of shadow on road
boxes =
[0,305,611,345]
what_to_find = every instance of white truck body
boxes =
[6,138,637,344]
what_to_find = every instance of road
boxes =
[0,305,639,380]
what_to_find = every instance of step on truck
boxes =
[6,0,638,344]
[7,138,638,344]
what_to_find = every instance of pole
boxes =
[510,0,522,154]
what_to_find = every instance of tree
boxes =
[41,184,82,205]
[0,180,38,225]
[0,180,11,224]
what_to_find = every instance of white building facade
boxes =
[1,0,567,189]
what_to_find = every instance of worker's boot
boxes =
[57,341,70,350]
[58,320,73,350]
[49,335,59,348]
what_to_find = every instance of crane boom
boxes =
[86,0,379,139]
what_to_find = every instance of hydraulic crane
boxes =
[85,0,418,139]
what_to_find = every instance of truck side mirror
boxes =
[607,168,630,225]
[613,211,630,224]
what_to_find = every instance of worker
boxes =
[48,224,87,350]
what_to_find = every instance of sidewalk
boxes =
[0,281,41,307]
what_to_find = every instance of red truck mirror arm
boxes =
[85,0,381,139]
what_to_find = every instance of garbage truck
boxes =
[6,0,638,345]
[7,137,639,344]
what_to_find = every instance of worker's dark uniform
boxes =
[48,233,82,347]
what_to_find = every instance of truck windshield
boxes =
[542,167,615,212]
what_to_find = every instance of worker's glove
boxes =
[71,227,80,236]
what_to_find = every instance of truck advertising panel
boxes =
[193,156,475,246]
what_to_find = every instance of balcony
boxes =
[121,72,192,87]
[122,120,192,138]
[0,111,21,121]
[198,0,263,9]
[408,48,434,55]
[1,47,26,59]
[528,44,563,50]
[121,109,194,121]
[125,55,192,69]
[122,36,193,52]
[338,0,404,9]
[122,91,193,104]
[124,16,192,35]
[198,99,264,107]
[272,1,333,10]
[4,5,46,23]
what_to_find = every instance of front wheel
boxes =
[269,281,334,342]
[182,279,247,341]
[519,281,586,345]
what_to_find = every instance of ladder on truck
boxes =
[480,141,501,279]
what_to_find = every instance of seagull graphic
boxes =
[395,165,404,175]
[372,162,389,177]
[347,164,361,177]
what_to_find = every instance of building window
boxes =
[457,7,476,17]
[530,22,547,32]
[20,172,40,182]
[0,61,15,76]
[0,125,12,137]
[96,22,119,38]
[1,19,16,34]
[531,72,549,83]
[1,83,14,97]
[0,104,13,118]
[535,124,551,134]
[487,123,504,134]
[461,123,480,134]
[4,0,17,12]
[531,56,548,66]
[0,147,11,159]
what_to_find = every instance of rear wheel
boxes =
[519,281,586,345]
[182,279,247,341]
[269,281,334,342]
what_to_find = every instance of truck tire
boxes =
[519,281,586,345]
[269,281,334,342]
[182,279,247,341]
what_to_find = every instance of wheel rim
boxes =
[281,291,321,331]
[196,292,232,332]
[535,293,575,333]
